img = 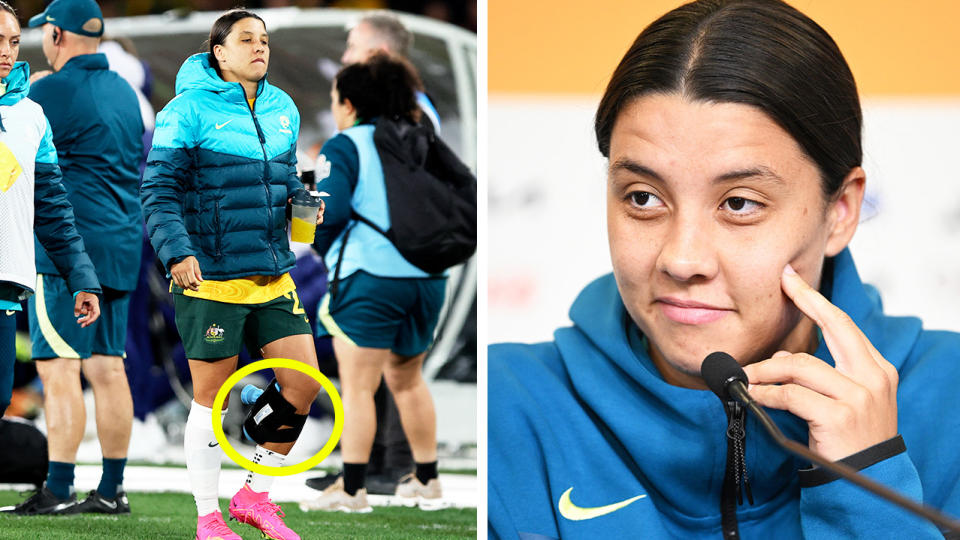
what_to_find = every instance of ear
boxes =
[213,44,225,63]
[824,166,866,257]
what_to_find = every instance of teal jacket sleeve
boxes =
[800,441,942,538]
[285,141,302,197]
[33,117,101,295]
[285,108,303,197]
[141,101,197,273]
[311,133,359,257]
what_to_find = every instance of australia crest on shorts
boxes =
[205,323,225,343]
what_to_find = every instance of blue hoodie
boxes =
[141,53,302,279]
[489,249,960,539]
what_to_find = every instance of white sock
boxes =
[245,446,286,493]
[185,401,227,516]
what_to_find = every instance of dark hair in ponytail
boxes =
[207,8,265,78]
[334,52,423,124]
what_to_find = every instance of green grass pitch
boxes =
[0,490,477,539]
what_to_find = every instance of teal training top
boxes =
[489,248,960,539]
[29,53,144,291]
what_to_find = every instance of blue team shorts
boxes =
[316,270,447,357]
[27,274,130,360]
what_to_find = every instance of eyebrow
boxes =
[610,158,785,185]
[238,31,268,37]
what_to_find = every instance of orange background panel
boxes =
[489,0,960,96]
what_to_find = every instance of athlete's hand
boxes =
[30,70,52,83]
[286,197,325,225]
[172,256,203,291]
[74,292,100,328]
[743,264,898,462]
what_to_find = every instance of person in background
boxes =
[0,0,100,426]
[305,9,439,498]
[301,53,445,514]
[141,9,322,540]
[488,0,960,538]
[342,11,439,132]
[4,0,135,517]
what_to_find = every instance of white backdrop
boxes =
[488,97,960,344]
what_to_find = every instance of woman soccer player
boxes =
[488,1,960,538]
[141,9,322,540]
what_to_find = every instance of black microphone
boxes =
[701,351,960,536]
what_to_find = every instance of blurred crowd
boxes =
[11,0,477,32]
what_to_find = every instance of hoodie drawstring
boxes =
[721,400,754,539]
[726,401,754,506]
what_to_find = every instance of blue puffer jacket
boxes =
[141,53,302,279]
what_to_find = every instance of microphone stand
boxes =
[728,383,960,535]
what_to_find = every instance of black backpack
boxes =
[332,116,477,293]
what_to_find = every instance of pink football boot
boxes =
[196,510,241,540]
[229,484,300,540]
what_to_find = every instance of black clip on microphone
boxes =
[701,351,960,536]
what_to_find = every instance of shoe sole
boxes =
[229,512,303,539]
[74,506,130,514]
[396,494,444,510]
[298,502,373,514]
[419,497,444,511]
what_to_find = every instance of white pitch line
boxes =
[54,465,477,509]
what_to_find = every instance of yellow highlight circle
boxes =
[211,358,343,476]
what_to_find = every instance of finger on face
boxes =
[781,264,877,376]
[744,353,860,400]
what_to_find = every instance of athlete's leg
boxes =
[385,352,441,507]
[83,355,132,457]
[35,358,85,498]
[82,354,133,498]
[190,356,240,409]
[239,334,321,490]
[258,333,322,454]
[0,311,16,415]
[383,352,437,463]
[36,359,85,462]
[227,334,316,537]
[185,356,238,516]
[333,337,392,464]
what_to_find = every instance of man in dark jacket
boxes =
[11,0,144,516]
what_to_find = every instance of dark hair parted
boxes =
[595,0,862,197]
[207,9,265,78]
[0,1,16,19]
[335,52,423,124]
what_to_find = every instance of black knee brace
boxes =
[242,379,307,445]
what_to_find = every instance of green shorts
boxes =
[316,270,447,357]
[173,289,312,361]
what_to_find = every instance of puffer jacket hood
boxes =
[0,61,30,106]
[174,53,266,100]
[141,53,302,280]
